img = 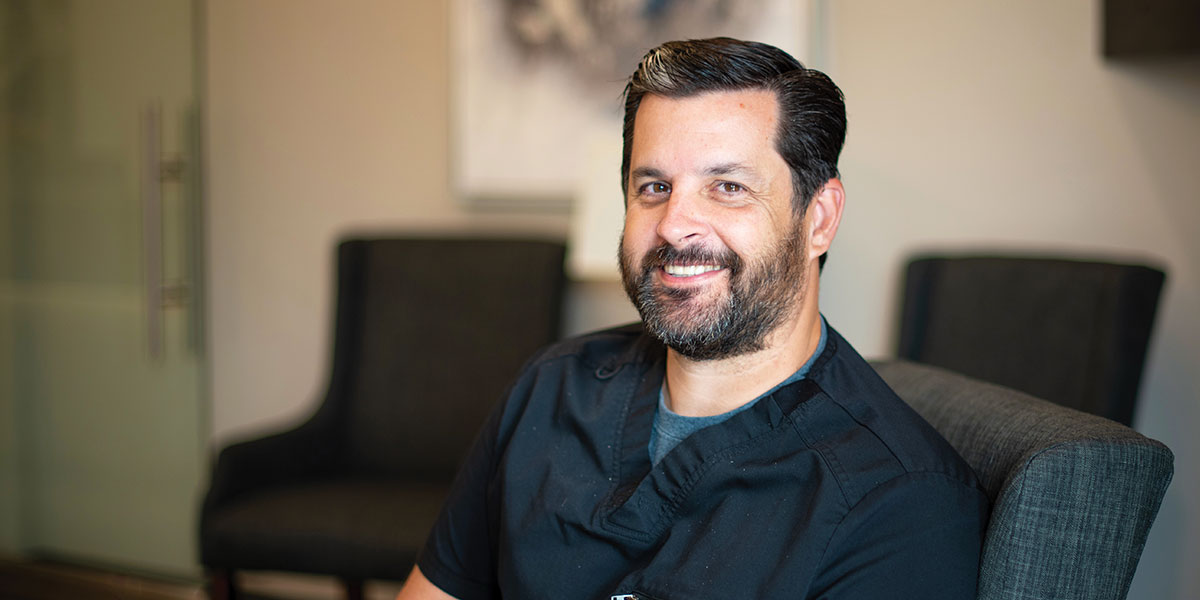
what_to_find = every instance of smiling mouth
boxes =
[662,264,725,277]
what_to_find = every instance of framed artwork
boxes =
[452,0,816,213]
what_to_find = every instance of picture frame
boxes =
[451,0,816,213]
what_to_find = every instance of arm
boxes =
[809,472,989,600]
[407,352,550,599]
[405,383,511,600]
[397,566,459,600]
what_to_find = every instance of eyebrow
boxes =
[630,166,666,181]
[630,163,760,180]
[705,162,758,178]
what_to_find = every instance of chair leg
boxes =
[343,578,365,600]
[207,568,238,600]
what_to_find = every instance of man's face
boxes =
[620,89,809,361]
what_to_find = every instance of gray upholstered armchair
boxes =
[873,360,1173,600]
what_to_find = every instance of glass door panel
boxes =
[1,0,204,577]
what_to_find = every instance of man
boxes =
[399,38,987,600]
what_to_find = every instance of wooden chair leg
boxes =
[343,578,365,600]
[207,568,238,600]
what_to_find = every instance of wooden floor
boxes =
[0,558,202,600]
[0,558,405,600]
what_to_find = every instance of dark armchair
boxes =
[199,237,567,599]
[896,254,1165,425]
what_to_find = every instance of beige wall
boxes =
[207,0,448,444]
[206,1,1198,598]
[205,0,579,446]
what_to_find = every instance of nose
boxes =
[655,192,710,247]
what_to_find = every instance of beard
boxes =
[619,227,808,361]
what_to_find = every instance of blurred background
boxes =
[1,0,1196,598]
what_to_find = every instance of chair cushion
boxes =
[202,481,449,581]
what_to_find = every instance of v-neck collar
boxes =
[599,327,839,541]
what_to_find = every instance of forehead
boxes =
[630,89,781,169]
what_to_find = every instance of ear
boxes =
[805,178,845,263]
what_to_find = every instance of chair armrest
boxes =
[201,415,340,514]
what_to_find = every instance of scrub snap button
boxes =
[595,364,619,379]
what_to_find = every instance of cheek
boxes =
[617,228,643,271]
[621,209,659,250]
[715,219,767,261]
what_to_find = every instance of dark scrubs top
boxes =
[418,322,988,600]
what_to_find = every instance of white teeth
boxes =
[664,264,723,277]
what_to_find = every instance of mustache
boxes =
[640,244,742,273]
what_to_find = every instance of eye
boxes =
[639,181,671,196]
[718,181,744,194]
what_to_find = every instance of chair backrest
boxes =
[322,237,566,481]
[872,359,1173,600]
[897,255,1165,425]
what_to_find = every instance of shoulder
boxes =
[490,322,661,430]
[795,324,983,507]
[519,322,662,378]
[792,326,987,597]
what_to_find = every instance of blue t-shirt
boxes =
[649,318,829,464]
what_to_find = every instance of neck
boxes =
[664,290,823,418]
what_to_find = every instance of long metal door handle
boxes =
[183,105,203,356]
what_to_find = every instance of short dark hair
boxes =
[621,37,847,232]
